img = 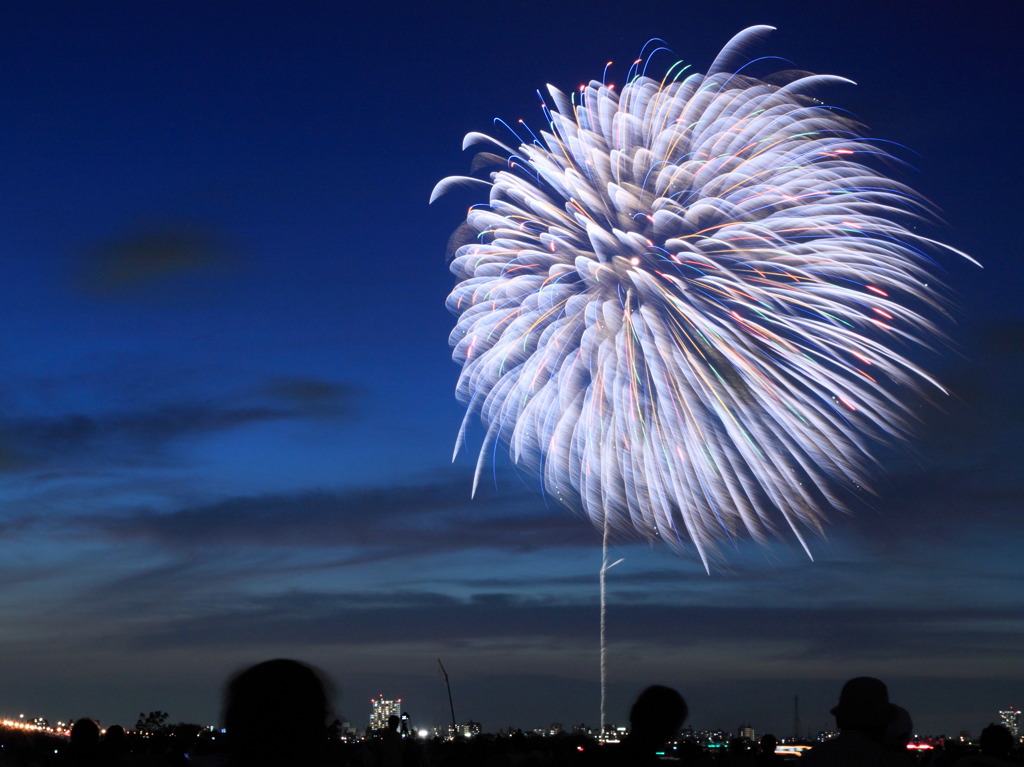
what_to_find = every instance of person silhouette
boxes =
[97,724,128,767]
[801,677,904,767]
[379,713,403,767]
[65,718,101,767]
[757,734,784,767]
[586,685,688,767]
[953,724,1018,767]
[883,705,914,760]
[222,658,332,767]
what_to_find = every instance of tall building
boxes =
[448,716,479,737]
[999,707,1020,738]
[370,695,401,731]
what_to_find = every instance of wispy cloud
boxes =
[68,477,590,556]
[0,376,357,475]
[73,221,233,298]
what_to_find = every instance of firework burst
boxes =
[432,26,974,569]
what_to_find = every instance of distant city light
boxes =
[1,702,1019,750]
[777,745,811,757]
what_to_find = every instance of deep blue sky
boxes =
[0,0,1020,738]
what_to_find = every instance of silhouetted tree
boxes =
[135,710,169,735]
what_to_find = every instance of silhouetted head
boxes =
[629,685,688,745]
[223,658,332,766]
[979,724,1014,757]
[883,706,913,751]
[101,724,127,752]
[70,718,101,750]
[760,734,778,754]
[387,714,400,732]
[830,677,897,733]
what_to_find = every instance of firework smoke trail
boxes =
[599,519,623,733]
[600,523,608,735]
[432,26,976,570]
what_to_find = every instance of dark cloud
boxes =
[462,567,695,591]
[0,404,283,472]
[264,377,357,408]
[128,595,595,651]
[80,582,1024,674]
[74,222,232,298]
[69,477,593,558]
[10,404,280,446]
[0,376,357,473]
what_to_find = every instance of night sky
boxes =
[0,0,1021,740]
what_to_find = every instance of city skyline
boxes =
[3,699,1022,743]
[0,0,1020,739]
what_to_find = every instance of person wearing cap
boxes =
[801,677,908,767]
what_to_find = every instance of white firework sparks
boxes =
[432,26,975,570]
